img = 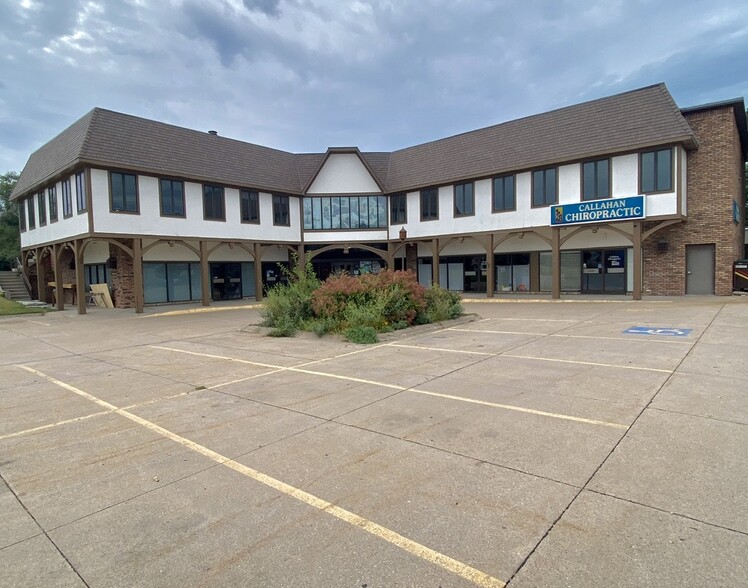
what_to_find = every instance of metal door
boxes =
[686,244,715,294]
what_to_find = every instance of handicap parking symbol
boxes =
[623,326,693,337]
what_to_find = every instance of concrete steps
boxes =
[0,270,31,301]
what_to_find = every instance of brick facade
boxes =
[109,240,136,308]
[643,106,745,295]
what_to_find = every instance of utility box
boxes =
[734,260,748,291]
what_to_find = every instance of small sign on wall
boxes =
[733,200,740,224]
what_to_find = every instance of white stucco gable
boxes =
[307,152,382,194]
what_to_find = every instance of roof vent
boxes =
[208,130,218,135]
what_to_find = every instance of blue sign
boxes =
[623,326,692,337]
[551,195,645,226]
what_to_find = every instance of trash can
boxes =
[734,260,748,291]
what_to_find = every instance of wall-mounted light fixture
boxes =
[399,227,407,242]
[657,240,669,253]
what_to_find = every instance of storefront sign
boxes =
[551,196,645,226]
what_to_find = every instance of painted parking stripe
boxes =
[152,346,629,428]
[447,328,691,345]
[410,389,629,429]
[16,365,505,588]
[388,343,494,356]
[501,354,673,373]
[448,328,550,336]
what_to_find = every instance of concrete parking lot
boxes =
[1,297,747,587]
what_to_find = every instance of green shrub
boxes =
[259,256,320,337]
[420,286,463,323]
[343,325,379,344]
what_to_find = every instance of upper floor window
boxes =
[48,186,58,223]
[240,190,260,224]
[75,171,87,213]
[582,159,610,201]
[110,172,139,213]
[640,148,673,193]
[273,194,290,226]
[303,195,386,230]
[19,198,26,232]
[160,179,185,217]
[532,168,557,207]
[390,193,407,225]
[27,198,35,229]
[492,175,515,212]
[37,192,47,226]
[454,182,474,217]
[420,188,438,221]
[203,184,225,221]
[61,179,72,218]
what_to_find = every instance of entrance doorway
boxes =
[582,249,626,294]
[686,244,715,294]
[210,263,242,300]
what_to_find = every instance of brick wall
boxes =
[109,239,135,308]
[643,106,745,295]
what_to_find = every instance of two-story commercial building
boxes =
[10,83,747,313]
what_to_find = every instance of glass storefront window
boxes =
[303,196,387,230]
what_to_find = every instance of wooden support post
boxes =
[254,243,263,301]
[486,235,495,298]
[75,241,86,315]
[35,248,45,303]
[386,242,395,270]
[200,241,210,307]
[52,244,64,311]
[632,222,643,301]
[297,244,306,270]
[431,238,439,286]
[133,238,144,313]
[551,228,561,300]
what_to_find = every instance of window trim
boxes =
[272,194,290,227]
[420,187,439,221]
[491,174,516,213]
[639,147,674,194]
[62,179,73,219]
[19,197,26,232]
[453,182,475,218]
[109,171,140,214]
[75,171,87,214]
[581,158,611,201]
[240,190,261,224]
[531,167,558,208]
[37,191,47,226]
[389,193,407,225]
[202,184,226,222]
[48,186,58,223]
[159,178,186,218]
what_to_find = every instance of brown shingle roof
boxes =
[12,83,698,200]
[384,83,697,192]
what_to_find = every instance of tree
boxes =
[0,171,20,270]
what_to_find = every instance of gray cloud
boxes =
[1,0,746,173]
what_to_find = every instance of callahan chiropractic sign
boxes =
[551,195,645,226]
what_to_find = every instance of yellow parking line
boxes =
[448,328,549,336]
[501,354,673,373]
[16,365,504,588]
[551,333,692,344]
[138,304,263,318]
[387,343,494,356]
[410,389,628,429]
[0,410,110,441]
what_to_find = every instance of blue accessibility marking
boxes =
[623,326,692,337]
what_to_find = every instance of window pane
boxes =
[240,191,249,222]
[377,196,386,227]
[545,169,556,203]
[359,197,368,228]
[583,163,595,200]
[368,196,378,227]
[350,197,359,228]
[161,180,172,215]
[144,263,168,303]
[167,263,191,301]
[657,149,672,191]
[312,198,322,229]
[340,197,350,228]
[506,176,515,209]
[533,171,544,206]
[189,263,202,301]
[124,174,137,211]
[641,151,655,192]
[111,174,124,210]
[321,197,331,230]
[331,197,340,229]
[597,160,609,198]
[173,182,184,215]
[303,198,312,229]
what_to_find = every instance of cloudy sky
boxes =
[1,0,747,173]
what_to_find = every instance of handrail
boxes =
[13,257,33,296]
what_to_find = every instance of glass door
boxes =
[582,250,626,294]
